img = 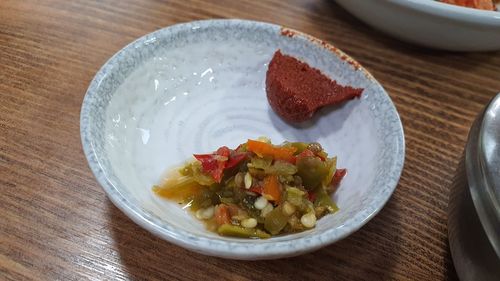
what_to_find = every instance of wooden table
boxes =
[1,0,499,280]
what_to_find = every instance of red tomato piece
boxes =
[193,153,225,183]
[249,185,263,194]
[194,146,247,183]
[225,152,247,170]
[331,169,347,186]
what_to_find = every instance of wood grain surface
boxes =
[1,0,499,280]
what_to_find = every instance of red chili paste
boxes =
[266,50,363,123]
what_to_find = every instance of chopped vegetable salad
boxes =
[153,138,346,238]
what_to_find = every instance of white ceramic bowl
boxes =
[335,0,500,51]
[80,19,405,260]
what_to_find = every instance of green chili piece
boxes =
[296,156,329,190]
[285,187,306,207]
[217,224,270,239]
[322,157,337,187]
[290,142,309,154]
[190,189,218,211]
[314,186,339,213]
[264,205,289,235]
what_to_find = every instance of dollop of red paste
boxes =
[266,50,363,123]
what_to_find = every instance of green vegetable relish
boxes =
[153,138,346,238]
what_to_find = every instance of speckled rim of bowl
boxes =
[80,19,405,259]
[393,0,500,26]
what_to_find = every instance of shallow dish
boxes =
[80,19,405,260]
[335,0,500,51]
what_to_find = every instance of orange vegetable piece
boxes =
[263,175,281,202]
[215,204,231,225]
[246,139,297,162]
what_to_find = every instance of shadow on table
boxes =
[445,236,460,281]
[108,197,407,281]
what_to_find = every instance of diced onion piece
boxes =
[261,204,274,217]
[195,206,215,220]
[282,201,296,216]
[254,196,269,210]
[241,218,258,228]
[300,212,317,228]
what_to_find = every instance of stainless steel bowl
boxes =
[449,93,500,280]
